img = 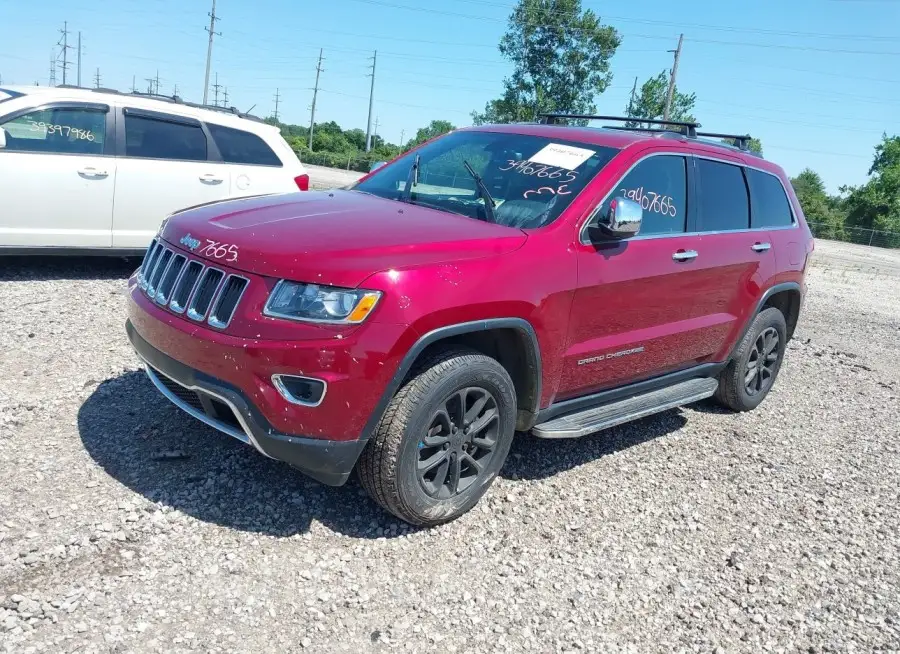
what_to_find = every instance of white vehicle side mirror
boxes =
[0,126,7,149]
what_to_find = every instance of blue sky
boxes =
[2,0,898,192]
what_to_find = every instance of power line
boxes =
[455,0,900,42]
[309,49,324,150]
[338,0,900,55]
[203,0,221,105]
[365,50,376,152]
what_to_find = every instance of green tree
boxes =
[624,71,695,127]
[841,134,900,236]
[791,168,845,238]
[408,120,456,148]
[473,0,620,124]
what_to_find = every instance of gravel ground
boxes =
[1,241,899,654]
[304,164,364,190]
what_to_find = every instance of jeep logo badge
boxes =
[180,233,201,251]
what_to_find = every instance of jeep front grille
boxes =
[137,238,249,330]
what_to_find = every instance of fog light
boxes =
[272,374,327,407]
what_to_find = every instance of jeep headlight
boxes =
[264,281,381,324]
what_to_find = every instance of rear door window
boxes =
[207,123,282,166]
[0,106,106,155]
[124,113,207,161]
[600,155,688,235]
[695,159,750,232]
[747,168,793,228]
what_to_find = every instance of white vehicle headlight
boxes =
[264,281,381,324]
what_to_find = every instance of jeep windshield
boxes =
[352,130,619,229]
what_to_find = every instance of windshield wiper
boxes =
[462,160,497,223]
[401,153,420,203]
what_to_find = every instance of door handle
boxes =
[199,173,223,184]
[78,167,109,178]
[672,249,698,262]
[751,242,771,252]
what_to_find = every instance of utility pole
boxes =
[273,88,281,122]
[365,50,377,152]
[58,22,73,86]
[663,33,683,124]
[373,116,380,148]
[145,71,160,95]
[203,0,221,105]
[211,72,222,106]
[222,87,229,107]
[308,49,324,150]
[173,84,179,98]
[131,75,137,93]
[49,52,57,87]
[399,129,405,153]
[94,67,101,89]
[77,32,82,87]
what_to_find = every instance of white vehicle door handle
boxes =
[199,173,223,184]
[751,242,771,252]
[672,249,698,262]
[78,167,109,178]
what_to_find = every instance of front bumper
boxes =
[127,321,368,486]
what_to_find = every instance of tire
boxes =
[357,347,517,527]
[715,307,787,412]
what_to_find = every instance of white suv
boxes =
[0,85,309,254]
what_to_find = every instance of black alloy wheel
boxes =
[416,387,499,499]
[745,327,780,396]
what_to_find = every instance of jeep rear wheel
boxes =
[715,307,787,412]
[357,348,516,527]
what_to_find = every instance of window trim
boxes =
[578,150,798,245]
[0,101,113,157]
[205,122,284,168]
[119,106,214,162]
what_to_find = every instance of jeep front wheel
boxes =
[357,348,517,526]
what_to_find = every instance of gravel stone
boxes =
[1,242,899,653]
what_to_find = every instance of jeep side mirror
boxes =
[0,127,7,149]
[592,197,642,240]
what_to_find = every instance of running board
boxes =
[531,377,719,439]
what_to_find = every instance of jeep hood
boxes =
[161,190,527,288]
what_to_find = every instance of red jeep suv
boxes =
[126,114,813,526]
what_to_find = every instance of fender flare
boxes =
[360,318,542,441]
[730,281,802,359]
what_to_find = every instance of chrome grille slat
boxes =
[170,261,204,314]
[155,254,187,304]
[146,248,173,297]
[187,267,225,321]
[138,240,247,330]
[208,275,249,329]
[138,238,159,285]
[139,241,163,289]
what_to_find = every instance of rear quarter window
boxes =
[747,168,794,228]
[207,124,282,166]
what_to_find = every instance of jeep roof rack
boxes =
[537,113,758,155]
[539,113,700,138]
[54,84,265,123]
